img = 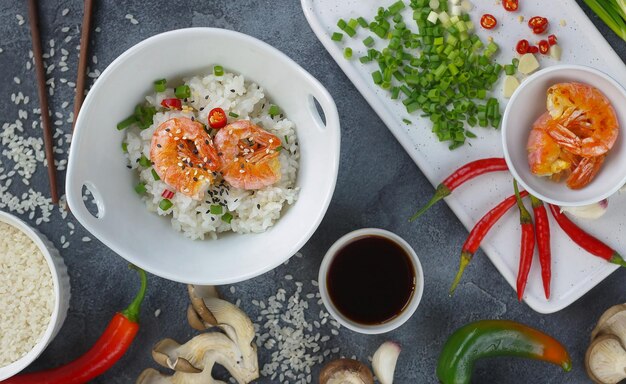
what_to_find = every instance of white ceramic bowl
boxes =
[66,28,340,285]
[318,228,424,334]
[502,65,626,206]
[0,211,71,380]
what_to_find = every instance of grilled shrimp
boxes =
[151,117,221,200]
[214,120,282,190]
[545,82,619,158]
[527,112,606,189]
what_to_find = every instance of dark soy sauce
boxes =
[326,235,416,325]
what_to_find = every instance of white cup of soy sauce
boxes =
[318,228,424,334]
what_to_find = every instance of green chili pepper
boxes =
[437,320,572,384]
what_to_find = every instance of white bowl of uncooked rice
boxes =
[0,211,71,380]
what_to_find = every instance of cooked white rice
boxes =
[124,70,299,240]
[0,221,54,367]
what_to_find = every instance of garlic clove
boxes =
[372,341,401,384]
[561,199,608,220]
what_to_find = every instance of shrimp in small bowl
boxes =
[502,65,626,207]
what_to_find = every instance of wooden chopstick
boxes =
[72,0,94,131]
[27,0,59,204]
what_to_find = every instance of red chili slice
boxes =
[160,98,182,110]
[548,34,558,45]
[528,45,539,54]
[208,107,227,129]
[516,39,530,54]
[528,16,549,34]
[480,14,498,30]
[538,40,550,54]
[162,189,175,199]
[503,0,519,11]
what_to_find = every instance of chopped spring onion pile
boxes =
[335,0,503,149]
[582,0,626,41]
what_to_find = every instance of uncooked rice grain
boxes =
[0,222,54,367]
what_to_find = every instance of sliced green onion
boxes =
[213,65,224,76]
[275,145,283,152]
[344,25,356,37]
[331,32,344,41]
[344,47,353,59]
[402,118,412,124]
[504,64,516,76]
[357,17,369,28]
[363,36,375,47]
[222,212,233,224]
[284,135,289,144]
[121,142,128,153]
[228,112,239,118]
[138,154,151,167]
[159,199,173,211]
[268,105,281,116]
[117,115,136,130]
[175,85,191,99]
[153,79,167,92]
[151,168,160,181]
[337,19,347,30]
[134,182,147,195]
[210,205,223,215]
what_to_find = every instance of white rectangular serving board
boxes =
[302,0,626,313]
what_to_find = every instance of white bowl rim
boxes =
[502,64,626,207]
[66,27,341,285]
[318,228,424,335]
[0,211,62,378]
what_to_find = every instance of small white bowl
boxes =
[66,28,340,284]
[0,211,71,381]
[502,65,626,207]
[318,228,424,334]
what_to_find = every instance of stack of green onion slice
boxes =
[335,0,503,149]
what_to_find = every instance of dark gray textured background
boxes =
[1,1,625,383]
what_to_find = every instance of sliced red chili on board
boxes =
[528,45,539,54]
[503,0,519,12]
[548,34,558,45]
[538,40,550,54]
[480,14,497,30]
[528,16,549,34]
[516,39,530,54]
[160,98,182,110]
[208,107,227,129]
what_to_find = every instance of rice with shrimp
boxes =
[124,70,299,240]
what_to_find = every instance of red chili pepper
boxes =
[208,107,227,129]
[549,204,626,267]
[503,0,519,11]
[513,181,535,301]
[548,34,558,45]
[530,195,551,299]
[480,14,498,30]
[528,16,549,34]
[410,158,509,221]
[160,98,182,110]
[3,267,147,384]
[162,189,175,199]
[516,39,530,54]
[538,40,550,54]
[528,45,539,54]
[449,190,529,295]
